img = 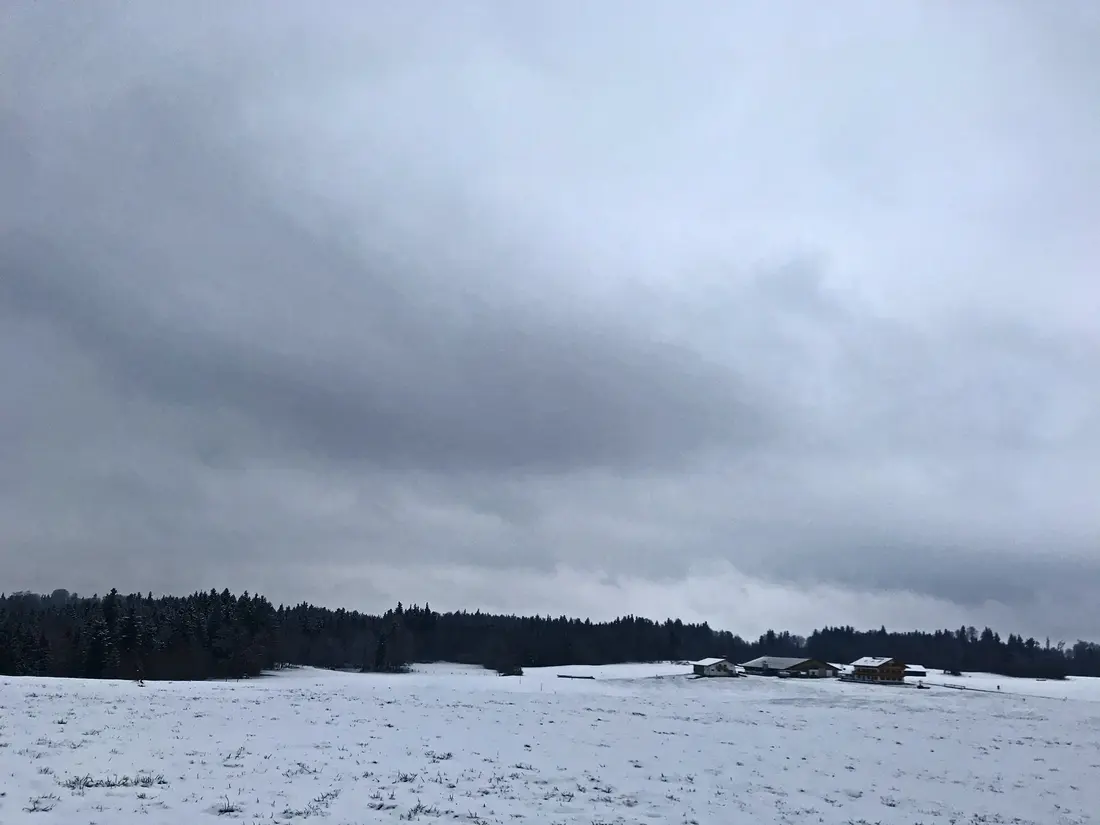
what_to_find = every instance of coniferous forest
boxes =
[0,588,1097,682]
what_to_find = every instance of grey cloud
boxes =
[3,2,1100,640]
[2,48,771,475]
[1,232,768,474]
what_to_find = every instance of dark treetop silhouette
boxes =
[1,589,1095,681]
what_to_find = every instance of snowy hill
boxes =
[1,662,1096,823]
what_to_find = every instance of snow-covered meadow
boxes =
[1,663,1097,824]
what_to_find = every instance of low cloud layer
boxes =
[3,2,1099,642]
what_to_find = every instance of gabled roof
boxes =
[689,657,727,667]
[740,656,830,670]
[851,656,900,668]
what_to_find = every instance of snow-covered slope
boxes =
[916,668,1100,700]
[1,663,1096,824]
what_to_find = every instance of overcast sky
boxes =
[3,2,1099,643]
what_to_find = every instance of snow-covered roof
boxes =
[740,656,825,671]
[688,657,727,667]
[851,656,899,668]
[905,663,927,671]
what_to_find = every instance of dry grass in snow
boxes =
[1,662,1097,824]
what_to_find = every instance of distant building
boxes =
[848,656,907,683]
[740,657,839,678]
[689,658,739,677]
[905,664,927,678]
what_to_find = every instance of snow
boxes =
[917,668,1100,700]
[687,657,726,667]
[2,663,1098,824]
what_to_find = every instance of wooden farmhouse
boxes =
[740,657,839,678]
[848,656,907,683]
[689,657,739,677]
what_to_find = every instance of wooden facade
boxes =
[849,656,907,683]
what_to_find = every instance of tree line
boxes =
[0,588,1096,681]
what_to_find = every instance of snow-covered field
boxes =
[2,663,1098,824]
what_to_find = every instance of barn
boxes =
[689,657,738,677]
[739,657,839,678]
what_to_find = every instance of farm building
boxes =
[848,656,907,683]
[689,658,739,677]
[740,657,839,678]
[905,664,927,678]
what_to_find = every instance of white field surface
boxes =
[2,663,1098,824]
